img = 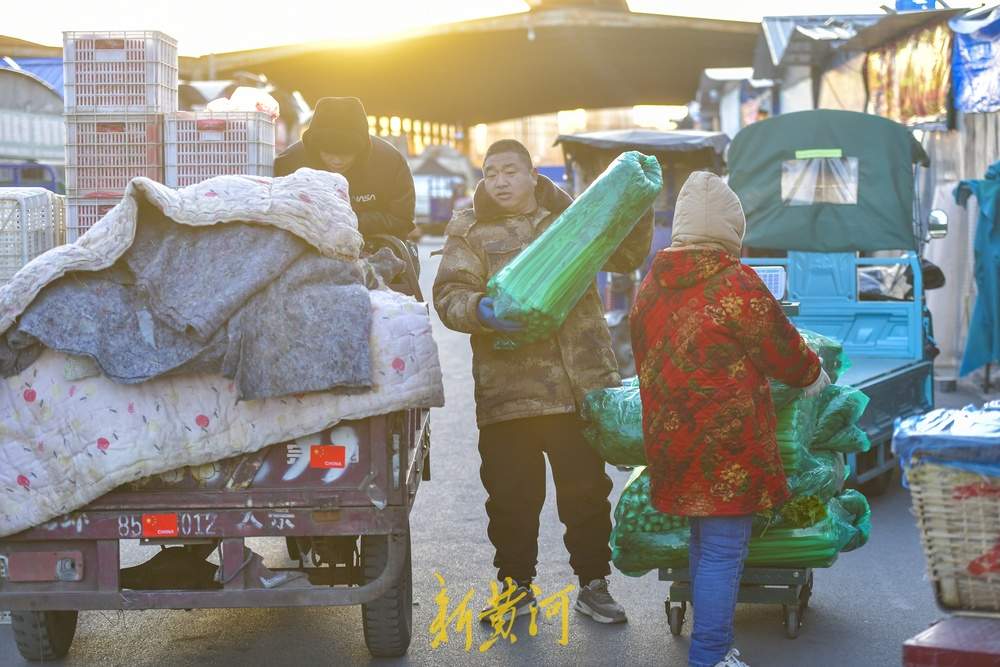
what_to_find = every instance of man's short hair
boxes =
[483,140,533,170]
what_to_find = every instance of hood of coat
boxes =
[671,171,746,256]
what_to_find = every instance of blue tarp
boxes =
[0,57,63,98]
[951,7,1000,113]
[893,402,1000,479]
[955,160,1000,376]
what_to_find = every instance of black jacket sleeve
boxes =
[356,155,416,239]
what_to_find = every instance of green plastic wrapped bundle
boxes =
[487,151,662,346]
[787,451,847,501]
[775,397,819,472]
[835,489,872,551]
[581,377,645,466]
[747,491,871,566]
[813,385,870,444]
[611,470,870,576]
[798,330,850,383]
[816,425,872,454]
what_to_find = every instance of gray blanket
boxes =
[1,198,379,400]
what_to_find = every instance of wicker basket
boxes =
[909,461,1000,614]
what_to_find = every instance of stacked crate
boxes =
[63,31,177,241]
[163,111,275,187]
[0,188,65,282]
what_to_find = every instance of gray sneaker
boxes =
[479,584,536,624]
[714,648,750,667]
[575,578,627,624]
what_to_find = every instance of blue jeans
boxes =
[688,515,753,667]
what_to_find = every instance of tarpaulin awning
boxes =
[752,15,881,79]
[182,8,758,125]
[839,7,966,51]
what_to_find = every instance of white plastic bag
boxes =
[207,86,280,120]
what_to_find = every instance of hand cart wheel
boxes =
[783,604,801,639]
[667,601,686,636]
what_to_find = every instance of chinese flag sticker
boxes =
[143,514,179,538]
[310,445,347,469]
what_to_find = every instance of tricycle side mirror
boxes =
[928,209,949,240]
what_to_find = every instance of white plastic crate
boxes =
[63,31,178,114]
[65,114,163,197]
[0,188,63,281]
[164,111,275,187]
[66,197,118,242]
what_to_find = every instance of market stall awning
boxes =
[839,7,967,52]
[183,7,757,125]
[752,15,881,79]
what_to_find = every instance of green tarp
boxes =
[728,109,928,253]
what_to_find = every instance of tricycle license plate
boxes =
[142,513,179,538]
[115,513,218,538]
[0,610,10,624]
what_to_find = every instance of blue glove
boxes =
[477,297,524,333]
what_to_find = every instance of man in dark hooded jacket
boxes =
[275,97,415,240]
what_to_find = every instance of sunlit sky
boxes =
[5,0,983,56]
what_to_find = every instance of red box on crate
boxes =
[63,31,178,114]
[66,197,119,242]
[65,115,163,197]
[164,111,275,188]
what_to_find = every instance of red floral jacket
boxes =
[630,249,821,516]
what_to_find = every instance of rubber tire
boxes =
[800,572,814,611]
[668,603,686,636]
[11,610,78,662]
[360,533,412,658]
[783,605,801,640]
[861,467,895,497]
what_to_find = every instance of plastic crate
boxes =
[63,31,178,113]
[909,461,1000,614]
[164,111,275,187]
[66,197,119,242]
[0,188,63,280]
[65,114,163,197]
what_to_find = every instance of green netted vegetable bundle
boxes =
[581,377,645,465]
[487,151,662,347]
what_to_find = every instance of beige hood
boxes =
[670,171,746,256]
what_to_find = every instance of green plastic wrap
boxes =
[835,489,872,551]
[611,470,870,576]
[775,397,819,472]
[581,377,645,466]
[787,451,847,501]
[798,330,850,383]
[813,385,870,444]
[487,151,662,347]
[817,425,872,454]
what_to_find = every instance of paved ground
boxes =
[1,237,993,667]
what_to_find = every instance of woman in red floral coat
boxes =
[630,172,829,667]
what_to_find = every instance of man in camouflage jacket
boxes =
[433,139,653,624]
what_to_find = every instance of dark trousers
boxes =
[478,413,613,585]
